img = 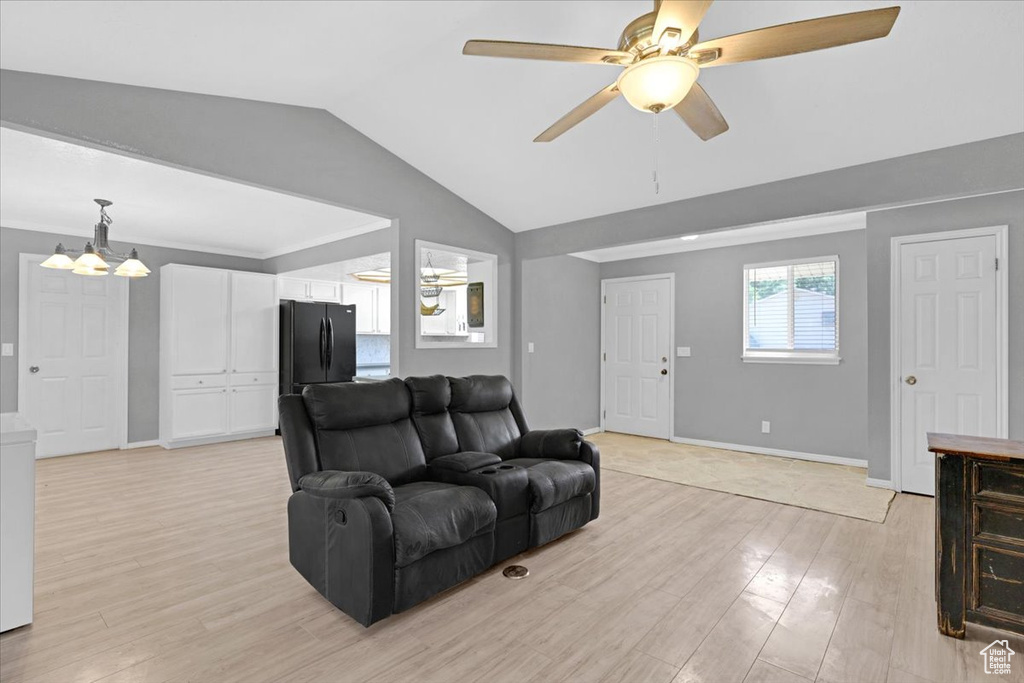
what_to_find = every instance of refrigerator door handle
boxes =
[319,317,326,371]
[326,316,334,371]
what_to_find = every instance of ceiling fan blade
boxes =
[691,6,900,67]
[673,83,728,141]
[463,40,632,65]
[652,1,714,47]
[534,84,620,143]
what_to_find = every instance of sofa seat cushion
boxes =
[503,459,595,513]
[391,482,497,568]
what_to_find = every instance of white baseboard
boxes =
[159,430,276,450]
[581,427,603,436]
[669,436,868,469]
[122,440,160,450]
[865,477,894,490]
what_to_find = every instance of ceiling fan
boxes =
[464,1,900,142]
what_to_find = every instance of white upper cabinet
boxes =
[277,277,340,303]
[169,267,229,375]
[231,272,278,373]
[341,283,390,335]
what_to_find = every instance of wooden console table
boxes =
[929,433,1024,638]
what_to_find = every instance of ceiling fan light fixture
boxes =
[616,56,699,113]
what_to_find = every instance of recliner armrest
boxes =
[429,452,502,473]
[519,429,583,460]
[298,470,395,512]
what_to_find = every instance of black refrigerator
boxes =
[280,300,357,395]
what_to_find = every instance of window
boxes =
[743,256,839,364]
[416,240,498,349]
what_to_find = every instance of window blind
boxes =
[745,258,837,358]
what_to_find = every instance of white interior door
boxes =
[898,235,999,495]
[603,277,672,439]
[21,257,126,457]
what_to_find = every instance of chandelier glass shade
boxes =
[40,199,149,278]
[616,56,700,113]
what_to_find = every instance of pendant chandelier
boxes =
[40,199,150,277]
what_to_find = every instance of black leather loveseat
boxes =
[278,374,600,626]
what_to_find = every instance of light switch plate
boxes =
[761,421,771,434]
[676,347,691,357]
[528,342,535,353]
[0,343,12,357]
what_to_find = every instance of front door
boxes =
[21,256,126,457]
[603,277,672,439]
[898,234,999,495]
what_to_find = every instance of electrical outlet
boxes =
[761,421,771,434]
[676,346,691,357]
[0,343,12,357]
[528,342,535,353]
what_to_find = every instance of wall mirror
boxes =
[415,240,497,349]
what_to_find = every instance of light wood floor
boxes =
[1,437,1021,683]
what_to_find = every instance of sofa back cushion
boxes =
[405,375,460,460]
[301,379,426,485]
[448,375,522,460]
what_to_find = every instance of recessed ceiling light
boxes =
[680,234,700,241]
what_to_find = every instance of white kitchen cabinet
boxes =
[277,277,340,303]
[377,287,391,334]
[169,267,229,375]
[232,272,278,373]
[341,283,390,334]
[160,265,279,448]
[170,387,229,440]
[1,413,35,632]
[229,384,277,433]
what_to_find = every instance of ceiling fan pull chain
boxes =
[652,113,660,195]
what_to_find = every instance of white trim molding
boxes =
[581,427,603,436]
[670,436,868,469]
[888,225,1009,493]
[865,477,894,490]
[123,440,160,450]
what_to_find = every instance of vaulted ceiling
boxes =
[1,1,1021,232]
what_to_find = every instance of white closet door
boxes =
[171,268,229,375]
[231,272,277,373]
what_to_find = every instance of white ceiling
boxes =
[0,127,390,258]
[1,1,1022,233]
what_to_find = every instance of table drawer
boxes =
[974,503,1024,547]
[170,374,227,390]
[972,545,1024,625]
[230,372,277,387]
[973,462,1024,505]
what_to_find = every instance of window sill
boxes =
[742,354,841,365]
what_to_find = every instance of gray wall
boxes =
[519,255,601,431]
[0,226,264,442]
[0,69,515,382]
[866,191,1024,480]
[262,226,393,275]
[517,134,1024,260]
[600,230,870,463]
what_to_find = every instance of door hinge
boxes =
[603,352,606,361]
[603,410,606,419]
[995,257,999,271]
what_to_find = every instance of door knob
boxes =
[29,366,39,373]
[905,375,917,385]
[660,369,668,375]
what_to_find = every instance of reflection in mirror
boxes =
[416,240,497,349]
